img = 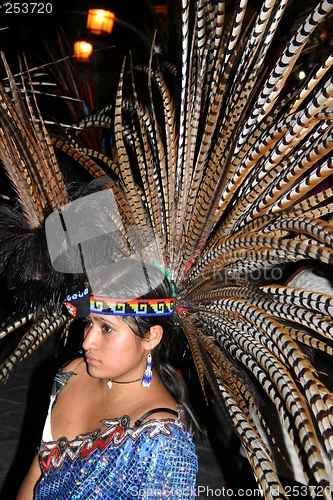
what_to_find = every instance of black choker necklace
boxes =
[107,377,142,390]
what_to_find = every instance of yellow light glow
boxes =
[74,41,93,62]
[87,9,115,35]
[298,70,306,81]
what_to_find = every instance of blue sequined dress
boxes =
[34,370,198,499]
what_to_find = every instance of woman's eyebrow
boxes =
[91,315,117,327]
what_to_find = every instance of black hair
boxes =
[89,260,186,402]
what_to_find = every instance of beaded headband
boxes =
[64,288,175,318]
[90,296,175,316]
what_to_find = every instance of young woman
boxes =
[17,261,198,499]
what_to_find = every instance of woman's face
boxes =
[82,314,148,382]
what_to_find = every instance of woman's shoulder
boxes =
[60,356,85,374]
[135,377,179,423]
[51,356,85,397]
[133,405,181,427]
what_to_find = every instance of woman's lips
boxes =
[85,356,99,364]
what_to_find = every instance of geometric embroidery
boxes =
[39,414,184,473]
[63,288,175,318]
[90,296,175,316]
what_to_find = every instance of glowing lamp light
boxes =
[298,70,306,81]
[74,41,93,62]
[87,9,115,35]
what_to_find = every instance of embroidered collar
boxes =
[39,407,185,473]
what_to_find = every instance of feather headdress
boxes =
[1,0,333,497]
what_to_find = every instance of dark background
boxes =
[0,0,331,115]
[0,1,332,499]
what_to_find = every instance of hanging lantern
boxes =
[74,41,93,62]
[87,9,115,35]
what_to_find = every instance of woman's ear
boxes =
[144,325,163,351]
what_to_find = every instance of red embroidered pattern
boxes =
[39,417,183,472]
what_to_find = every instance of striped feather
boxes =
[0,313,70,382]
[2,1,333,496]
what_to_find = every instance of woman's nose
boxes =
[82,325,98,350]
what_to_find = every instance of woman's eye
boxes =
[83,318,93,330]
[102,324,114,333]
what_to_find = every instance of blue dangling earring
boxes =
[142,351,152,388]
